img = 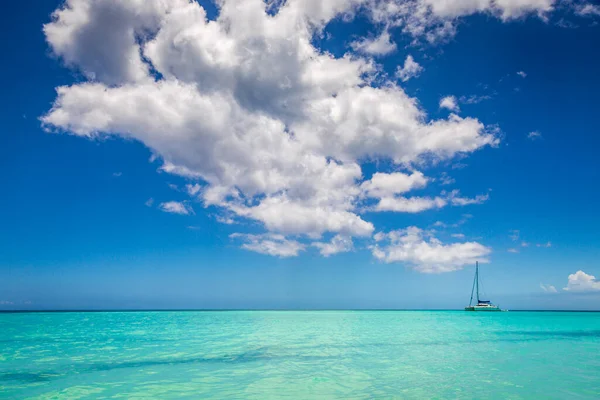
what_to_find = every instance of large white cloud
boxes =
[42,0,498,266]
[372,227,491,273]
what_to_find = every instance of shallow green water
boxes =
[1,311,599,399]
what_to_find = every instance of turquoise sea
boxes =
[1,311,599,399]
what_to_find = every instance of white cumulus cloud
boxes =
[374,196,447,213]
[39,0,507,269]
[361,171,429,198]
[440,96,460,112]
[371,226,491,273]
[160,201,193,215]
[563,270,600,292]
[350,29,397,55]
[42,0,497,242]
[396,55,423,82]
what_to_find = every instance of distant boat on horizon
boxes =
[465,262,504,312]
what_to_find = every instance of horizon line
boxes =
[1,308,599,313]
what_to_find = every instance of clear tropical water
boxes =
[1,311,599,399]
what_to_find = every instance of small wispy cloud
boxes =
[439,172,455,186]
[447,190,489,206]
[528,131,542,140]
[517,71,527,78]
[216,215,236,225]
[145,198,155,207]
[449,214,473,228]
[507,248,519,253]
[159,201,193,215]
[452,163,467,170]
[556,18,578,29]
[509,230,520,241]
[459,94,492,104]
[231,233,305,257]
[112,172,122,177]
[540,283,557,293]
[536,241,552,248]
[451,233,466,239]
[186,183,202,196]
[575,4,600,17]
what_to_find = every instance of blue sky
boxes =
[1,0,600,310]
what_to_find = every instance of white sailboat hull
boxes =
[464,305,501,311]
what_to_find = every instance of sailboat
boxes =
[464,262,502,311]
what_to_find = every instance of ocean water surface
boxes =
[1,311,599,399]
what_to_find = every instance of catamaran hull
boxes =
[464,306,502,311]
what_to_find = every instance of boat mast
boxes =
[476,261,480,303]
[469,262,477,306]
